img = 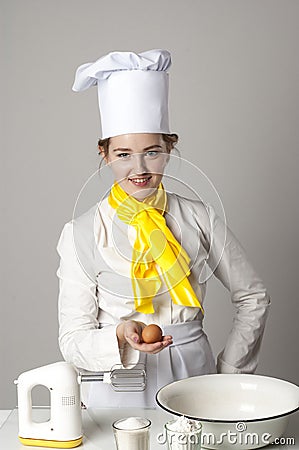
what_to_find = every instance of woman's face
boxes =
[102,133,170,201]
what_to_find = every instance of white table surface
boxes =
[0,410,12,427]
[0,408,298,449]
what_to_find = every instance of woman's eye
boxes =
[116,151,161,158]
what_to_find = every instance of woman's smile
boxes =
[128,175,152,187]
[102,133,170,200]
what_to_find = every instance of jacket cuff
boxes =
[216,355,244,374]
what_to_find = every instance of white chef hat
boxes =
[72,49,171,139]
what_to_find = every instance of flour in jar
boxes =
[167,416,201,432]
[165,416,202,450]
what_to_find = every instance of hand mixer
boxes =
[14,361,146,448]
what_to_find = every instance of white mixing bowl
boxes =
[156,374,299,449]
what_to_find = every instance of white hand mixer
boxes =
[14,361,146,448]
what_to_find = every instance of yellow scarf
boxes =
[108,181,204,315]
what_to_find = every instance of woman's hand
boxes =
[116,320,173,354]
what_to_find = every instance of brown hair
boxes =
[97,133,179,170]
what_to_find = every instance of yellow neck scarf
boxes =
[108,181,204,315]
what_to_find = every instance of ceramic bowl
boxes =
[156,374,299,449]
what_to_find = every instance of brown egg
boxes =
[142,324,163,344]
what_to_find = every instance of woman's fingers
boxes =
[120,320,173,354]
[123,320,145,344]
[126,334,173,354]
[163,335,173,341]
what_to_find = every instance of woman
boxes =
[57,49,271,408]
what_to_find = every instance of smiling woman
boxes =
[97,133,178,201]
[56,49,270,409]
[98,133,178,165]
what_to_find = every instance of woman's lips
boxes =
[128,176,152,187]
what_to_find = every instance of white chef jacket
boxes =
[56,191,271,397]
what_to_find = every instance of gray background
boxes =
[1,0,298,408]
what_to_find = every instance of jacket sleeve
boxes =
[201,203,271,374]
[56,221,138,372]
